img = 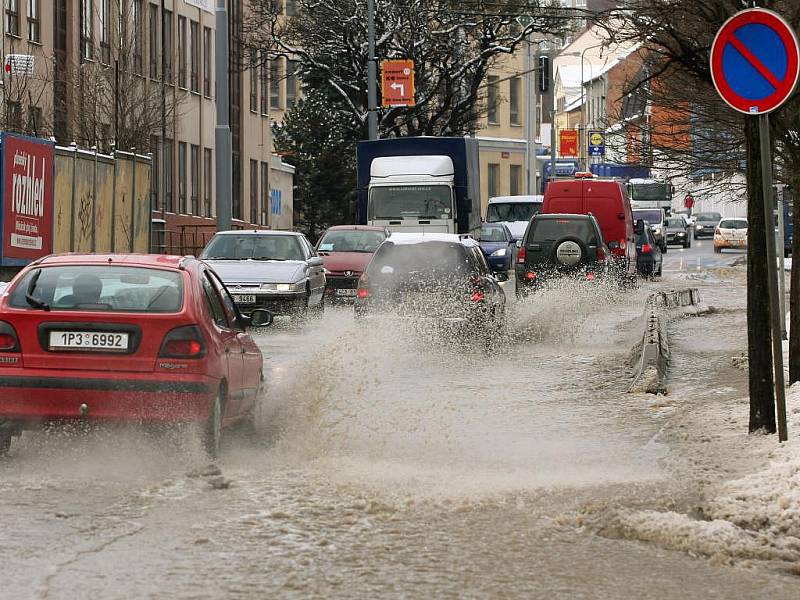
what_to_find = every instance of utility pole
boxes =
[367,0,378,140]
[215,0,233,231]
[160,0,167,224]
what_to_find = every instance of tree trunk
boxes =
[790,172,800,384]
[745,116,777,433]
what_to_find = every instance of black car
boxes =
[664,216,691,248]
[354,233,506,333]
[693,212,722,239]
[515,213,611,296]
[635,220,664,277]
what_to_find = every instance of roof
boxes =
[324,225,387,232]
[488,195,544,204]
[384,232,478,247]
[212,229,302,237]
[534,213,595,221]
[36,253,191,269]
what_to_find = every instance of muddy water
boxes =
[0,279,796,598]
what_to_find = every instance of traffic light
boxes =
[538,56,550,93]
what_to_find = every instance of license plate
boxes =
[49,331,129,351]
[233,294,256,304]
[335,288,357,297]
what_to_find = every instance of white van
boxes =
[485,195,544,241]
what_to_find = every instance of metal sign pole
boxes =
[759,113,788,442]
[777,186,787,339]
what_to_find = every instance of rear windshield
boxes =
[695,212,722,221]
[665,218,685,227]
[480,225,508,242]
[9,266,184,312]
[317,229,387,253]
[486,202,542,223]
[201,234,305,261]
[632,209,663,224]
[719,219,747,229]
[367,242,470,277]
[527,219,598,245]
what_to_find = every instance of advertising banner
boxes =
[588,130,606,156]
[559,130,578,157]
[1,133,55,265]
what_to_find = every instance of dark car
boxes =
[354,233,506,334]
[0,253,273,458]
[479,223,515,272]
[693,212,722,239]
[200,231,326,316]
[515,213,611,296]
[632,208,667,252]
[635,221,663,277]
[664,216,691,248]
[315,225,389,302]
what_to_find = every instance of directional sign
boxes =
[587,130,605,157]
[381,60,415,107]
[710,8,800,115]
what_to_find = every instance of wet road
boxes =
[0,247,795,599]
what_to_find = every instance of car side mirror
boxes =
[308,256,324,266]
[635,219,645,236]
[248,308,274,328]
[494,271,509,282]
[515,240,522,248]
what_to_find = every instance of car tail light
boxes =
[525,271,537,280]
[356,287,369,299]
[0,321,19,352]
[517,246,527,264]
[159,325,206,359]
[470,290,485,303]
[619,239,626,249]
[642,243,652,254]
[596,246,606,261]
[586,271,596,281]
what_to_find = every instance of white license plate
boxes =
[335,288,357,297]
[233,294,256,304]
[49,331,129,351]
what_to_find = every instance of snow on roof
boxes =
[386,232,475,246]
[557,65,583,87]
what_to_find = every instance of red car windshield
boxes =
[8,265,184,313]
[317,230,387,253]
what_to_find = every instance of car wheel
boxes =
[202,391,224,459]
[714,246,721,254]
[0,432,12,457]
[661,244,667,254]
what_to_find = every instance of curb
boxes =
[629,288,704,394]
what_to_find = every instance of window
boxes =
[260,56,268,114]
[203,27,212,96]
[286,60,298,107]
[270,59,281,109]
[178,142,187,213]
[149,3,158,79]
[510,164,521,196]
[163,10,173,83]
[202,273,229,328]
[249,61,258,112]
[250,160,258,224]
[260,162,269,224]
[487,75,499,124]
[488,163,499,198]
[100,0,111,63]
[80,0,93,60]
[5,0,18,37]
[286,0,297,16]
[204,148,213,217]
[190,21,199,92]
[177,16,186,88]
[509,76,521,125]
[150,135,160,209]
[5,101,22,130]
[190,145,199,215]
[164,138,173,211]
[26,0,38,42]
[133,0,144,74]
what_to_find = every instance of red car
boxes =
[315,225,389,300]
[0,253,272,457]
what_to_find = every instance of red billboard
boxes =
[1,134,54,264]
[559,130,578,157]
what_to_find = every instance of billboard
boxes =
[1,133,55,265]
[559,130,578,157]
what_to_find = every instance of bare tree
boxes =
[0,52,54,137]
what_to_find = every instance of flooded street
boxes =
[1,243,796,598]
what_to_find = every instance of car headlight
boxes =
[490,248,507,257]
[677,232,686,236]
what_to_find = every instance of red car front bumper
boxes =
[0,368,217,424]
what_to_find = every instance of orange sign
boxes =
[381,60,415,107]
[559,130,578,157]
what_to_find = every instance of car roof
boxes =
[324,225,387,232]
[534,213,594,221]
[211,229,302,237]
[33,253,191,270]
[488,195,544,203]
[384,232,479,247]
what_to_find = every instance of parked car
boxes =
[632,208,667,252]
[515,214,611,296]
[354,233,506,334]
[0,253,273,457]
[693,212,722,239]
[635,221,664,277]
[664,216,692,248]
[479,222,515,272]
[485,195,544,241]
[200,230,326,316]
[542,173,638,282]
[315,225,389,302]
[714,218,748,252]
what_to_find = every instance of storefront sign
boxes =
[559,130,578,157]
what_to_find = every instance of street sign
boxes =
[516,15,534,29]
[381,60,415,107]
[559,130,578,157]
[587,130,605,156]
[710,8,800,115]
[4,54,34,77]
